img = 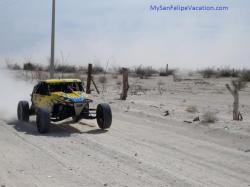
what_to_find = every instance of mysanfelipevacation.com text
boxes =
[150,5,229,12]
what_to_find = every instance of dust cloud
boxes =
[0,68,33,120]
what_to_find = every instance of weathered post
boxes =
[86,64,92,94]
[120,68,129,100]
[226,80,246,120]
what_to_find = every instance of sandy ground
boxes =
[0,71,250,187]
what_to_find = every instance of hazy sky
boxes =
[0,0,249,69]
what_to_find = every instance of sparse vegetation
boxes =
[130,84,147,95]
[5,58,21,70]
[134,66,158,79]
[130,78,147,95]
[199,67,250,79]
[93,65,104,74]
[159,69,175,76]
[216,68,239,78]
[6,63,21,70]
[199,68,217,78]
[23,62,43,71]
[78,65,87,72]
[241,70,250,82]
[55,64,77,73]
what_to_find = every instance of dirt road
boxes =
[0,106,249,187]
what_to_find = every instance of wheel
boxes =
[96,103,112,129]
[36,108,50,134]
[17,101,30,122]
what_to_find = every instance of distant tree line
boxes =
[5,61,250,82]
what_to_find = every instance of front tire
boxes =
[36,108,50,134]
[96,103,112,129]
[17,101,29,122]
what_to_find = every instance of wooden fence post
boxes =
[86,64,92,94]
[120,68,129,100]
[226,80,246,121]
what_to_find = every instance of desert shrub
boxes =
[23,62,36,71]
[23,62,43,71]
[6,63,21,70]
[93,65,104,74]
[159,69,175,76]
[200,67,241,78]
[78,66,87,72]
[186,105,198,113]
[55,64,76,73]
[98,76,107,84]
[216,68,239,78]
[240,70,250,82]
[135,66,158,79]
[130,85,147,95]
[199,68,217,78]
[130,79,148,95]
[202,111,218,123]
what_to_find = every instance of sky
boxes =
[0,0,249,69]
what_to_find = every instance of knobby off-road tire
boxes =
[36,108,50,134]
[17,101,30,122]
[96,103,112,129]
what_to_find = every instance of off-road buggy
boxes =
[17,79,112,133]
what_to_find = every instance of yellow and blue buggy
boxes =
[17,79,112,133]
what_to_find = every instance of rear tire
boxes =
[36,108,50,134]
[96,103,112,129]
[17,101,29,122]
